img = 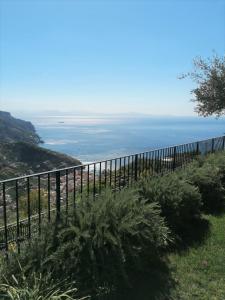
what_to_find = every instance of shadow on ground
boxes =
[96,259,175,300]
[172,217,210,252]
[95,217,211,300]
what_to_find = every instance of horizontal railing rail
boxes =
[0,135,225,253]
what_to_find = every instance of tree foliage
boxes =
[181,54,225,117]
[2,188,170,296]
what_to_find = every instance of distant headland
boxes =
[0,111,81,180]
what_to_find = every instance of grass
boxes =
[2,214,224,300]
[109,213,225,300]
[169,213,225,300]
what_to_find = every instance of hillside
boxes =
[0,111,42,144]
[0,142,81,180]
[0,111,81,180]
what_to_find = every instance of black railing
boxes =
[0,135,225,252]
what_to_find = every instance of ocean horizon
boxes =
[24,113,225,163]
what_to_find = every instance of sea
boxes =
[25,113,225,163]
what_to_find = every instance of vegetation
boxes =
[0,272,83,300]
[1,151,225,299]
[139,173,202,240]
[0,188,170,298]
[19,189,49,217]
[168,213,225,300]
[110,213,225,300]
[176,152,225,213]
[180,53,225,117]
[179,161,225,213]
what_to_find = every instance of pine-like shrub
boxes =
[204,152,225,185]
[180,161,225,213]
[2,188,170,296]
[139,173,202,238]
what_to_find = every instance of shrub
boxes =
[139,173,202,238]
[204,152,225,185]
[180,161,225,213]
[2,188,170,296]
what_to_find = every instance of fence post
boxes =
[223,136,225,150]
[196,141,199,155]
[172,146,177,171]
[55,171,61,220]
[211,138,214,153]
[134,154,138,181]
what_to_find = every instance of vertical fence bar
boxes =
[158,149,162,173]
[15,180,20,252]
[150,151,153,174]
[211,138,215,153]
[2,183,8,254]
[55,171,61,220]
[153,150,156,173]
[73,168,76,208]
[128,156,130,185]
[114,159,117,189]
[93,163,96,197]
[164,148,168,172]
[144,152,147,172]
[123,157,126,187]
[38,176,41,234]
[104,161,107,188]
[27,178,31,239]
[196,141,199,156]
[134,154,138,181]
[99,162,101,193]
[156,150,159,173]
[66,170,68,214]
[87,165,90,195]
[182,145,185,167]
[146,152,148,172]
[47,174,51,221]
[142,153,144,173]
[173,146,177,171]
[119,158,122,189]
[110,160,112,187]
[185,144,188,164]
[162,148,165,174]
[169,148,172,171]
[147,152,150,174]
[169,148,173,171]
[131,155,134,182]
[138,154,141,177]
[146,152,149,174]
[80,166,83,196]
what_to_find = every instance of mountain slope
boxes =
[0,111,81,180]
[0,111,42,144]
[0,142,81,180]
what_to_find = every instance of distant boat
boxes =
[58,121,65,123]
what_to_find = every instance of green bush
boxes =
[180,161,225,213]
[139,173,202,238]
[204,152,225,185]
[2,188,170,296]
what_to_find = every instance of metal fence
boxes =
[0,135,225,252]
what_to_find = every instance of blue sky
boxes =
[0,0,224,116]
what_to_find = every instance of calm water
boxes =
[28,114,225,163]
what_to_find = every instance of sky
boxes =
[0,0,224,116]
